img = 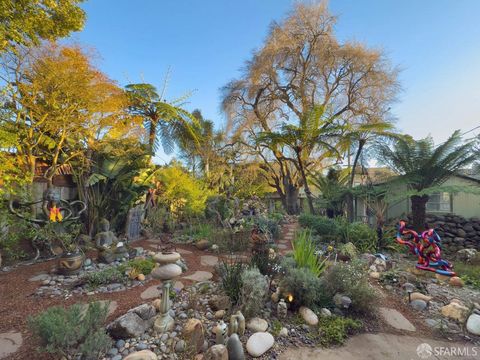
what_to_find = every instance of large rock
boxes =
[151,264,182,280]
[107,304,155,339]
[449,276,464,287]
[183,318,205,353]
[124,350,157,360]
[410,292,432,302]
[209,295,231,311]
[226,333,245,360]
[195,239,210,250]
[205,344,229,360]
[441,301,469,322]
[247,318,268,332]
[0,332,22,359]
[466,313,480,336]
[299,306,318,326]
[246,332,274,358]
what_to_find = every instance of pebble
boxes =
[409,299,427,311]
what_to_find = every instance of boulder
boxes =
[130,304,156,320]
[246,332,274,358]
[226,333,245,360]
[409,299,427,311]
[247,318,268,332]
[449,276,464,287]
[299,306,318,326]
[466,313,480,336]
[183,318,205,353]
[195,239,210,250]
[456,249,478,263]
[108,311,153,339]
[124,350,157,360]
[205,344,229,360]
[441,301,469,322]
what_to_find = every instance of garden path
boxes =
[277,220,297,255]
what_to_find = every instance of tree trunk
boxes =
[296,151,315,214]
[148,122,157,154]
[411,194,429,232]
[347,140,365,222]
[285,184,300,215]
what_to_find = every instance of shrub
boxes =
[318,316,362,346]
[280,266,326,309]
[85,267,125,288]
[320,260,376,315]
[338,242,358,259]
[29,302,112,359]
[256,216,280,241]
[211,228,251,253]
[240,267,268,318]
[145,206,174,234]
[292,229,328,276]
[0,210,32,261]
[118,257,156,276]
[455,263,480,289]
[184,222,215,240]
[216,259,247,305]
[205,195,231,224]
[343,222,377,253]
[250,249,280,276]
[298,214,338,241]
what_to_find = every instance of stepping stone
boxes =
[176,248,193,255]
[174,281,184,291]
[0,332,22,359]
[277,244,288,250]
[200,255,219,267]
[28,273,50,282]
[141,284,162,299]
[79,300,118,317]
[379,307,416,332]
[182,271,213,282]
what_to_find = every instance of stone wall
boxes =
[425,213,480,253]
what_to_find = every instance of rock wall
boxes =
[425,214,480,253]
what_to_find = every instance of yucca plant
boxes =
[292,229,328,277]
[378,130,475,231]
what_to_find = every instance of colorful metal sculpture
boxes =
[396,220,455,276]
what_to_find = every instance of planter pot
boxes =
[57,251,84,275]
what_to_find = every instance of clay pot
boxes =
[57,251,84,275]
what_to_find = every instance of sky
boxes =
[68,0,480,164]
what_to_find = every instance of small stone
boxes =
[246,332,274,357]
[116,339,126,349]
[136,343,148,350]
[137,273,146,281]
[409,292,432,302]
[409,299,427,311]
[441,301,469,322]
[466,313,480,335]
[183,318,204,353]
[247,318,268,332]
[175,339,186,353]
[278,327,288,337]
[369,271,381,279]
[195,239,210,250]
[320,308,332,317]
[449,276,464,287]
[299,307,318,326]
[112,355,122,360]
[205,344,229,360]
[208,296,231,311]
[124,350,157,360]
[214,310,226,319]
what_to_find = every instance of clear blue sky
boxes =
[67,0,480,164]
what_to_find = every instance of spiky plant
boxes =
[377,130,475,231]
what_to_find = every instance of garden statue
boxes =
[214,320,228,345]
[151,251,183,333]
[396,221,455,276]
[277,298,288,318]
[95,219,128,263]
[226,333,245,360]
[228,311,245,336]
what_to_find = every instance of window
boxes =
[426,192,451,212]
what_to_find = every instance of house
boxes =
[354,168,480,223]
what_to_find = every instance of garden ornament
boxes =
[214,320,228,345]
[277,298,288,318]
[396,221,455,276]
[228,311,245,336]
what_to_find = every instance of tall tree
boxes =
[0,0,86,53]
[222,2,398,214]
[125,83,198,156]
[378,130,475,231]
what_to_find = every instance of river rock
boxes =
[466,313,480,335]
[320,308,332,317]
[247,318,268,332]
[441,301,469,322]
[205,344,229,360]
[195,239,210,250]
[409,299,427,311]
[246,332,274,358]
[108,311,152,339]
[151,264,182,280]
[183,318,204,353]
[226,333,244,360]
[124,350,157,360]
[449,276,464,287]
[410,292,432,302]
[299,306,318,326]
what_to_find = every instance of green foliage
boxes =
[292,229,328,276]
[155,162,210,220]
[240,267,268,318]
[317,316,362,346]
[118,258,156,276]
[183,223,215,241]
[250,249,280,276]
[205,195,231,224]
[280,262,326,309]
[0,208,32,261]
[210,228,251,253]
[338,242,358,259]
[28,302,112,359]
[321,260,375,315]
[310,168,349,217]
[144,206,175,235]
[85,267,125,288]
[217,259,247,305]
[455,263,480,290]
[299,214,339,241]
[341,221,377,253]
[256,216,281,240]
[0,0,86,52]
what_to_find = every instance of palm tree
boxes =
[125,83,198,155]
[378,130,475,231]
[310,167,349,218]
